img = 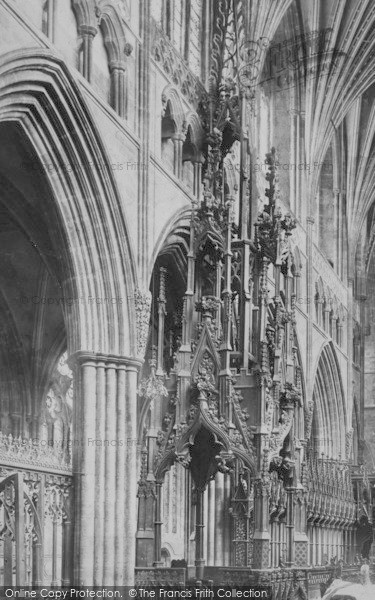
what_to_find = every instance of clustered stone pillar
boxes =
[110,62,126,118]
[109,44,132,119]
[71,352,141,586]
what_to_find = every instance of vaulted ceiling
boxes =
[244,0,375,284]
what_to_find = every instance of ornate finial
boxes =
[255,149,296,266]
[158,267,167,303]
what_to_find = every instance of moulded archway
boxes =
[0,49,137,356]
[0,49,141,586]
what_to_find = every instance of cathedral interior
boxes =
[1,0,375,598]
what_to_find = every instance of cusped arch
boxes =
[154,408,256,484]
[0,50,137,356]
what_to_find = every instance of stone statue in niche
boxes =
[43,352,73,458]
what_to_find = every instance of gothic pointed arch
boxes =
[309,342,347,458]
[96,1,132,62]
[161,85,185,134]
[0,50,137,356]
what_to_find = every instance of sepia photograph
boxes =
[0,0,374,598]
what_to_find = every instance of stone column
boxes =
[223,474,231,566]
[71,352,141,586]
[79,26,97,82]
[285,487,295,567]
[333,188,341,275]
[215,473,225,565]
[252,479,270,569]
[359,294,367,463]
[195,489,205,580]
[109,45,132,119]
[184,469,191,566]
[289,108,298,215]
[298,112,305,221]
[153,482,163,567]
[324,305,331,335]
[62,482,73,585]
[306,217,315,401]
[109,62,126,117]
[172,134,185,178]
[193,159,202,198]
[32,474,45,586]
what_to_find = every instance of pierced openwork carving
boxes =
[150,20,208,110]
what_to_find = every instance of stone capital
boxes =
[78,25,97,37]
[68,351,143,370]
[109,60,127,73]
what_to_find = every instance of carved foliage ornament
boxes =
[255,149,296,270]
[138,373,168,403]
[134,289,152,357]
